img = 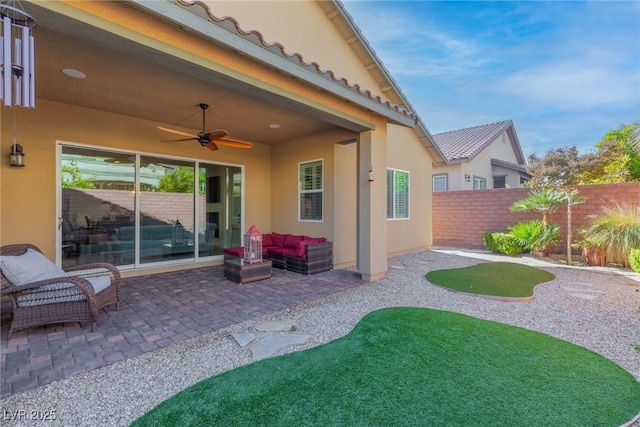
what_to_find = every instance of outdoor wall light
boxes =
[9,143,25,167]
[465,174,471,182]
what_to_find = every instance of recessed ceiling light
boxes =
[269,123,281,129]
[61,68,86,79]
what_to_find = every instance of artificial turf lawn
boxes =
[425,262,555,297]
[133,308,640,427]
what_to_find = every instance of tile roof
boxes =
[175,0,418,124]
[432,120,517,163]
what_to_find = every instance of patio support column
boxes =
[357,120,387,281]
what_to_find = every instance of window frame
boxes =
[432,174,448,192]
[493,175,506,189]
[387,167,410,220]
[473,176,487,190]
[298,158,323,222]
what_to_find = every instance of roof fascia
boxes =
[329,1,446,165]
[127,0,416,128]
[505,123,527,165]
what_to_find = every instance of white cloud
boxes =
[497,62,637,109]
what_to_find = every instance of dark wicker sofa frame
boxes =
[271,242,333,274]
[1,244,121,339]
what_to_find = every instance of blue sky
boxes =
[341,1,640,157]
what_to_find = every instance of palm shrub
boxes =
[580,203,640,267]
[510,189,567,228]
[509,220,560,254]
[629,249,640,273]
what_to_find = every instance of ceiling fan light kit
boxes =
[158,103,253,151]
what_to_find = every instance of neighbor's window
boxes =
[493,176,506,189]
[432,174,447,192]
[387,168,409,219]
[299,159,323,221]
[473,177,486,190]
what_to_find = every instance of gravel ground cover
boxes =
[1,248,639,427]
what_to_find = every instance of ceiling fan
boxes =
[157,103,253,152]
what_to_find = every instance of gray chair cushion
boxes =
[0,249,66,286]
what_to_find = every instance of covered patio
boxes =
[0,266,366,398]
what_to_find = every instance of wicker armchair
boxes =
[0,244,120,339]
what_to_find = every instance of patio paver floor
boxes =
[0,265,366,398]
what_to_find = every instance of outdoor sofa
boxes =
[224,232,333,274]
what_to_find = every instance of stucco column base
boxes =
[361,271,386,282]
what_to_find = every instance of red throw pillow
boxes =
[271,232,285,247]
[262,233,273,247]
[283,234,304,248]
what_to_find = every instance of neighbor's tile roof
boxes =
[175,0,418,124]
[432,120,514,163]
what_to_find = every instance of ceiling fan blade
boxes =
[206,142,219,152]
[157,126,196,138]
[160,137,196,142]
[203,130,229,140]
[215,136,254,149]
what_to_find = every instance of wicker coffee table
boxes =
[224,259,272,284]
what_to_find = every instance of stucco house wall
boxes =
[196,0,381,91]
[387,124,434,256]
[463,131,521,189]
[1,0,442,280]
[1,99,273,259]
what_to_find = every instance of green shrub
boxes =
[630,249,640,273]
[581,203,640,267]
[494,233,524,255]
[509,220,560,254]
[483,232,498,252]
[483,232,522,255]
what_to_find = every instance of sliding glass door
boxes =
[59,145,242,269]
[139,156,195,264]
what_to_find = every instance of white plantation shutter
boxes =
[386,169,394,219]
[387,168,409,219]
[299,160,323,221]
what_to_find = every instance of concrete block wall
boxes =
[432,182,640,253]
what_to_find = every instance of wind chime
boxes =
[1,1,36,166]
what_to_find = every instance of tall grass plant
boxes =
[581,203,640,267]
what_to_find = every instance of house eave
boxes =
[128,0,417,128]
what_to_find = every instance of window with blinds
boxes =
[299,159,323,221]
[432,174,447,192]
[387,168,409,219]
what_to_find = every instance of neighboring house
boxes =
[0,0,446,281]
[431,120,530,191]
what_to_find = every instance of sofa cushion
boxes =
[262,233,273,247]
[15,275,110,308]
[269,247,298,257]
[0,249,66,286]
[270,232,286,247]
[223,247,244,257]
[283,234,304,249]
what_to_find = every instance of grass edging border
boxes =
[430,282,537,302]
[621,411,640,427]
